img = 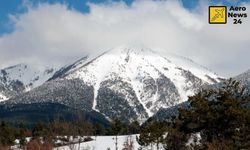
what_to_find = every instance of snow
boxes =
[66,52,119,111]
[154,48,222,83]
[186,133,201,147]
[55,134,167,150]
[235,69,250,83]
[0,93,8,102]
[11,134,199,150]
[0,64,57,91]
[62,45,222,119]
[55,135,140,150]
[1,45,220,120]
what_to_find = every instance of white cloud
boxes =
[0,0,249,77]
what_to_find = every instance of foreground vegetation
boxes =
[0,79,249,150]
[137,79,250,149]
[0,116,140,149]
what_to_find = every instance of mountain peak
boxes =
[0,63,57,101]
[47,46,223,121]
[234,69,250,91]
[107,45,154,55]
[2,46,224,122]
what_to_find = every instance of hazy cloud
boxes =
[0,0,249,77]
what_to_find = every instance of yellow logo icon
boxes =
[209,6,227,24]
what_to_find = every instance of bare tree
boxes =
[122,135,134,150]
[68,141,77,150]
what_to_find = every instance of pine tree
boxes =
[176,79,250,149]
[17,122,27,147]
[109,118,126,135]
[127,121,140,134]
[0,121,16,146]
[137,121,167,150]
[163,128,187,150]
[109,119,126,150]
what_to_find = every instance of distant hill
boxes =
[0,102,109,127]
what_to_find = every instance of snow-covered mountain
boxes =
[234,69,250,92]
[4,46,223,122]
[0,64,57,101]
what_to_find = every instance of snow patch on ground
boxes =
[55,135,140,150]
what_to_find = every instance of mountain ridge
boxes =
[234,69,250,91]
[0,45,229,122]
[0,63,57,101]
[1,46,224,122]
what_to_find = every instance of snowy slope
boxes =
[49,45,222,122]
[55,134,169,150]
[1,64,57,89]
[55,135,141,150]
[0,64,57,101]
[234,69,250,91]
[0,93,7,102]
[3,45,223,122]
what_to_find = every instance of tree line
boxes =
[1,79,249,150]
[0,116,141,149]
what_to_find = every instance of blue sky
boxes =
[0,0,249,77]
[1,0,250,35]
[1,0,132,35]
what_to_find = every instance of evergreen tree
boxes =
[137,121,167,150]
[127,121,140,134]
[109,118,126,135]
[0,121,16,146]
[175,79,250,149]
[163,128,187,150]
[109,119,127,150]
[17,122,27,147]
[93,123,105,135]
[32,122,54,144]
